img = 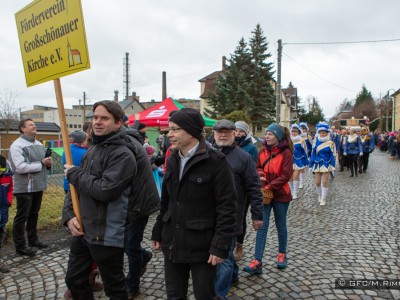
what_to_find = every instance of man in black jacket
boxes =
[63,101,137,299]
[124,128,160,299]
[151,108,237,299]
[212,120,263,299]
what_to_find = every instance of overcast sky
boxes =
[2,0,400,119]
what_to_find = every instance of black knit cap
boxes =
[169,108,205,140]
[138,123,147,130]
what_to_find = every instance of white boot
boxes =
[320,186,328,206]
[316,186,322,203]
[292,181,300,199]
[289,181,293,192]
[299,173,305,189]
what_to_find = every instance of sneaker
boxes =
[292,193,298,200]
[320,197,326,206]
[277,253,287,269]
[29,241,48,249]
[299,183,303,189]
[62,289,73,300]
[16,246,37,257]
[141,250,152,277]
[0,264,11,273]
[243,259,262,275]
[233,242,243,261]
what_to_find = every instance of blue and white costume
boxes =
[309,137,336,172]
[289,124,309,199]
[309,122,336,206]
[291,125,309,170]
[299,122,312,159]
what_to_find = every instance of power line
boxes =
[282,52,357,93]
[284,38,400,46]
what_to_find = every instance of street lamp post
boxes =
[387,89,396,132]
[385,94,389,132]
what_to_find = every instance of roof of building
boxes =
[85,99,145,118]
[0,120,61,132]
[199,70,225,82]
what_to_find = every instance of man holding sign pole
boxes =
[62,101,137,299]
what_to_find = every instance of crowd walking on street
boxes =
[0,108,399,300]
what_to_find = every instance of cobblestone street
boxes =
[0,151,399,300]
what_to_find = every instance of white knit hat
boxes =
[235,121,249,135]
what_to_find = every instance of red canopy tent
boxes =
[128,97,184,127]
[128,97,217,128]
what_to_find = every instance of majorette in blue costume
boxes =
[299,122,312,189]
[309,122,336,206]
[299,122,312,159]
[289,124,309,199]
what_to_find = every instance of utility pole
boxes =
[276,39,282,124]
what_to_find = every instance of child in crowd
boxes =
[0,155,13,278]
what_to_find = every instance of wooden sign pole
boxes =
[53,78,83,231]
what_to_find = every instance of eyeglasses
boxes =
[168,127,183,132]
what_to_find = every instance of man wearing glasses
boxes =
[212,119,263,299]
[151,108,237,299]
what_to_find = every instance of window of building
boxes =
[74,124,78,128]
[256,126,262,132]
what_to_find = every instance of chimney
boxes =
[114,90,119,102]
[162,71,167,100]
[222,56,227,70]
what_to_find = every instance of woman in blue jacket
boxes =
[343,128,363,177]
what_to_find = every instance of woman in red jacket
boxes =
[244,124,293,274]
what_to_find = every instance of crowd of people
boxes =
[0,104,394,299]
[376,129,400,158]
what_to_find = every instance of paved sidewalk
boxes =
[0,151,399,299]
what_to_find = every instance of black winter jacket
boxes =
[151,137,237,263]
[214,145,263,235]
[62,130,136,248]
[125,130,160,221]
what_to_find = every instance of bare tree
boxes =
[0,89,20,135]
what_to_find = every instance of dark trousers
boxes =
[125,216,149,293]
[0,226,5,247]
[347,154,359,175]
[237,199,250,244]
[12,191,43,250]
[65,236,127,300]
[339,151,347,171]
[164,256,217,300]
[358,152,370,172]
